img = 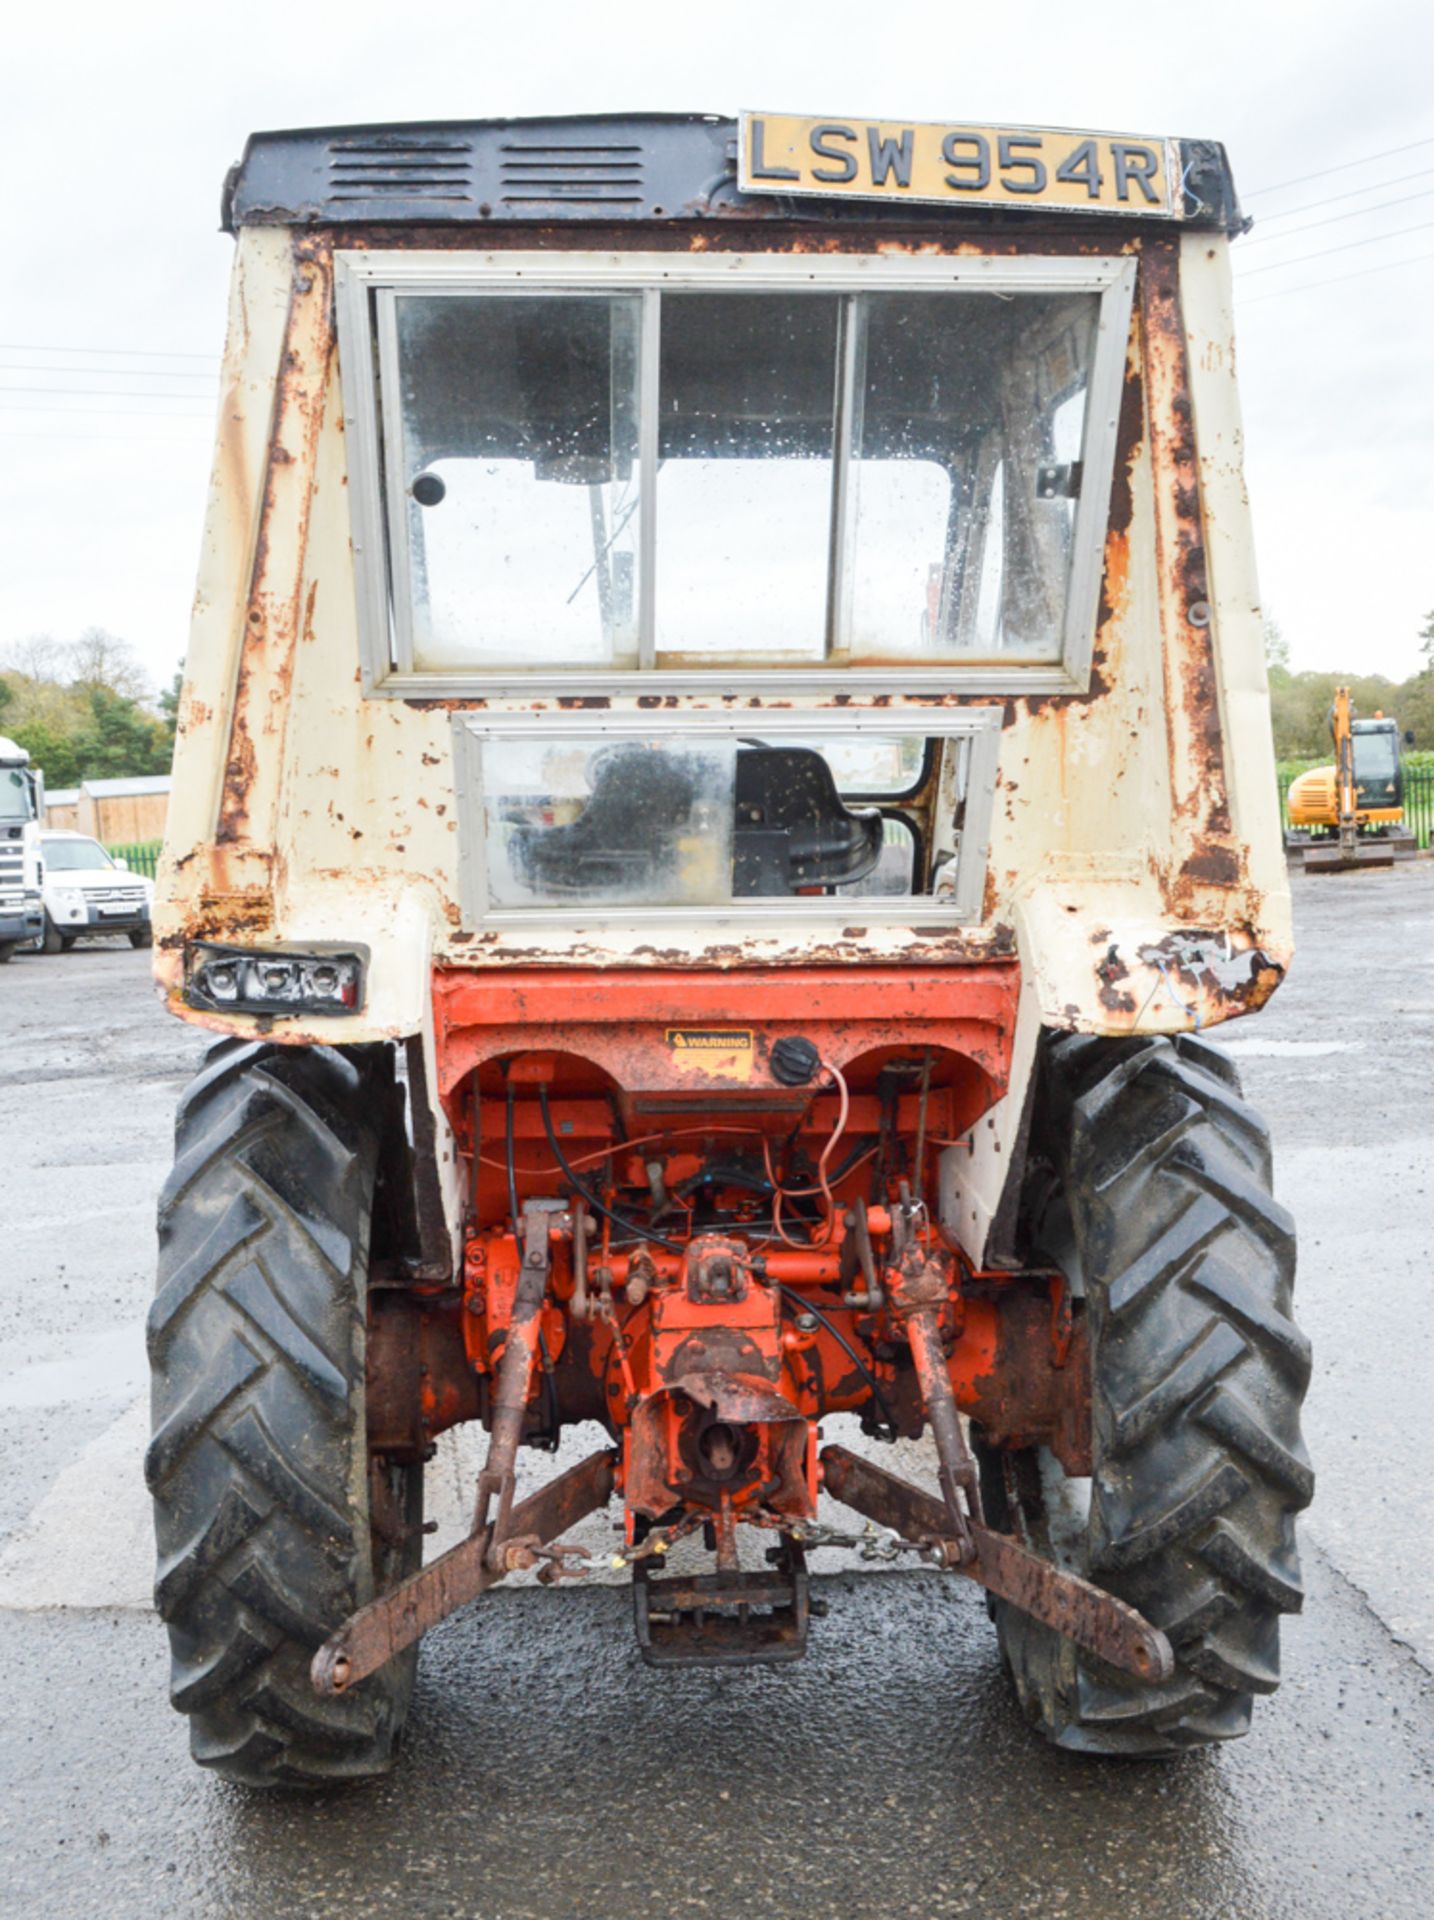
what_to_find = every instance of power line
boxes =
[0,401,212,420]
[1247,133,1434,198]
[0,361,216,381]
[0,383,213,400]
[1243,185,1434,247]
[0,428,215,442]
[1239,215,1434,276]
[1255,165,1434,225]
[0,341,219,361]
[1238,247,1434,306]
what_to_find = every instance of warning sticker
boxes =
[666,1028,755,1081]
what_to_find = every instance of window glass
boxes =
[655,295,839,662]
[862,816,919,896]
[1353,729,1398,785]
[393,294,641,670]
[972,460,1005,647]
[375,279,1111,675]
[475,734,943,910]
[0,770,31,822]
[753,733,925,795]
[483,737,736,909]
[42,838,111,870]
[848,293,1098,658]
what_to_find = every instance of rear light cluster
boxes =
[184,943,366,1017]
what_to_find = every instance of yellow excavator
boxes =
[1284,688,1417,870]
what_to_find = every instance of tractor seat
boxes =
[733,746,883,897]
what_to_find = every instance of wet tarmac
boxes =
[3,1547,1433,1920]
[2,873,1433,1919]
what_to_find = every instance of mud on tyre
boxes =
[980,1031,1313,1754]
[146,1038,422,1787]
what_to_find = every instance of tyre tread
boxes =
[991,1031,1310,1754]
[149,1041,417,1787]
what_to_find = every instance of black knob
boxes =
[771,1036,820,1087]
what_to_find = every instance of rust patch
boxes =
[1137,929,1285,1018]
[1180,845,1240,887]
[1139,238,1239,919]
[186,890,277,941]
[438,931,1018,972]
[1096,938,1136,1014]
[217,236,337,847]
[1095,945,1129,987]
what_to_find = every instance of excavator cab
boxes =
[1349,717,1405,813]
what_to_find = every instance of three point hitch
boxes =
[312,1198,1172,1697]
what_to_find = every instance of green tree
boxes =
[70,685,172,780]
[1399,609,1434,749]
[9,719,81,788]
[0,629,175,784]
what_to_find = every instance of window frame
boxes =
[335,249,1137,700]
[450,707,1001,930]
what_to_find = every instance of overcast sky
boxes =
[3,0,1431,693]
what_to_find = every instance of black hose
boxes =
[537,1084,682,1255]
[675,1136,877,1205]
[507,1079,560,1450]
[774,1283,899,1443]
[505,1082,521,1235]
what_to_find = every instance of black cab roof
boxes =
[223,113,1242,235]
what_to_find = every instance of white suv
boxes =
[39,831,154,952]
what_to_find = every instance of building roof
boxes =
[44,789,79,806]
[81,775,172,798]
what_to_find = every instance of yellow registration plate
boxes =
[739,112,1177,218]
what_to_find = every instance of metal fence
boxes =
[1277,767,1434,848]
[106,839,161,879]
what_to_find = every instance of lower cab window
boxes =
[465,732,951,914]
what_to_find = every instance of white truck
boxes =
[0,736,43,963]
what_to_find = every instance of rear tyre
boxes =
[146,1038,423,1787]
[129,926,153,949]
[0,941,13,964]
[981,1031,1312,1754]
[41,914,66,955]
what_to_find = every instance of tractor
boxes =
[148,111,1310,1785]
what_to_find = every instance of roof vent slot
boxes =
[329,137,473,202]
[499,142,644,206]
